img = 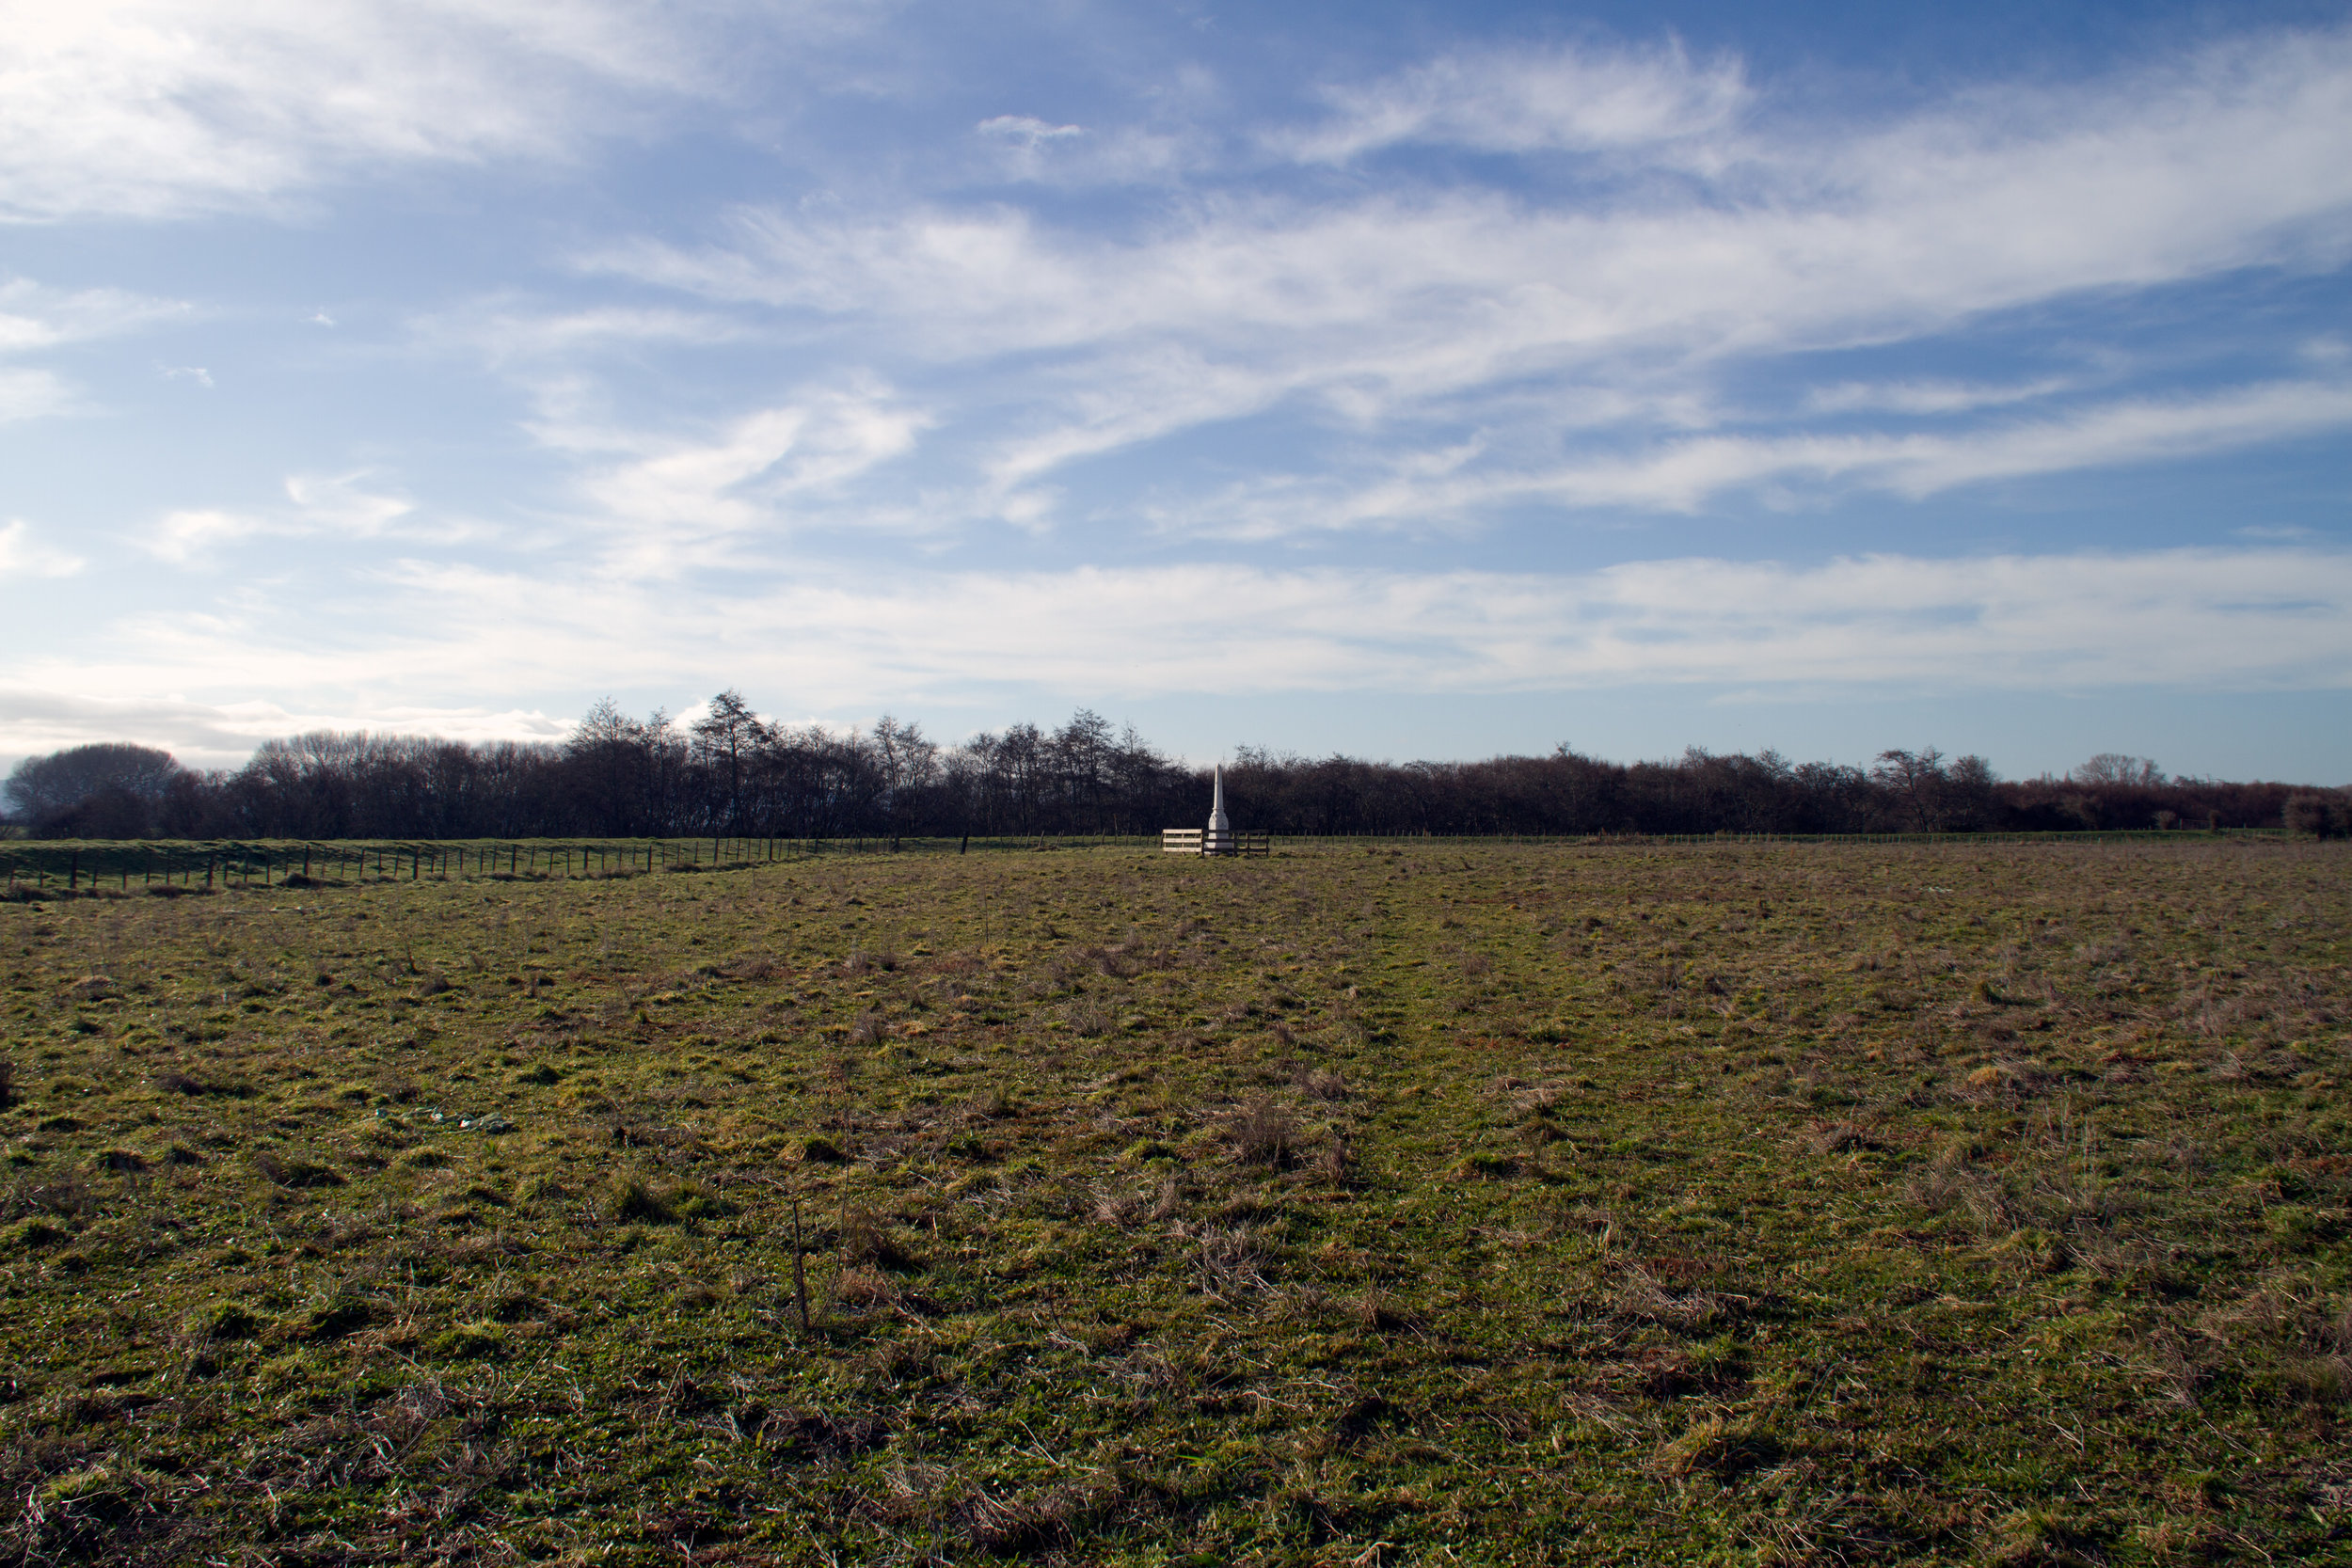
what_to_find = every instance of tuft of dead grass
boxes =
[1218,1098,1299,1166]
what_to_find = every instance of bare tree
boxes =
[565,698,667,837]
[2072,754,2165,787]
[4,743,185,836]
[871,716,939,847]
[1871,748,1951,832]
[691,689,768,835]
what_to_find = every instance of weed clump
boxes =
[602,1173,729,1225]
[1654,1414,1781,1479]
[290,1291,373,1340]
[1197,1226,1273,1298]
[4,1217,68,1252]
[839,1205,922,1271]
[1297,1067,1349,1101]
[515,1172,565,1204]
[1220,1098,1299,1166]
[424,1323,505,1359]
[605,1174,671,1223]
[828,1265,896,1313]
[250,1150,342,1188]
[153,1069,248,1098]
[192,1302,261,1341]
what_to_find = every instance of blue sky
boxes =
[2,0,2348,781]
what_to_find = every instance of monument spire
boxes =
[1163,760,1259,857]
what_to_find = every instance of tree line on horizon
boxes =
[2,692,2344,842]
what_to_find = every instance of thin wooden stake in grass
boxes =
[790,1196,812,1330]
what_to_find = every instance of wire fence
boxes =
[1,835,833,897]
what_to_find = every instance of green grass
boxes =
[1,838,2347,1564]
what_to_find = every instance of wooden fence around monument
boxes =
[1160,828,1270,856]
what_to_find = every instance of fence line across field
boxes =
[0,825,2302,898]
[0,835,826,895]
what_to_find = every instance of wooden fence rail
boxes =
[1161,829,1271,856]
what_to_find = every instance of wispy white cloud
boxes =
[0,518,84,578]
[416,301,754,369]
[0,276,190,419]
[971,111,1207,186]
[374,546,2352,696]
[978,114,1083,149]
[0,0,720,221]
[1207,377,2352,528]
[148,508,270,563]
[0,277,188,347]
[1802,375,2085,417]
[0,367,86,422]
[145,471,420,562]
[0,685,569,774]
[282,472,415,536]
[631,31,2352,357]
[1279,40,1747,163]
[549,385,933,571]
[589,25,2352,531]
[975,114,1086,183]
[14,546,2345,757]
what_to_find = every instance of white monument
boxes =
[1204,764,1233,855]
[1161,763,1264,855]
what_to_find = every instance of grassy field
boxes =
[1,838,2347,1565]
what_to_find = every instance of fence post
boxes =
[69,850,78,891]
